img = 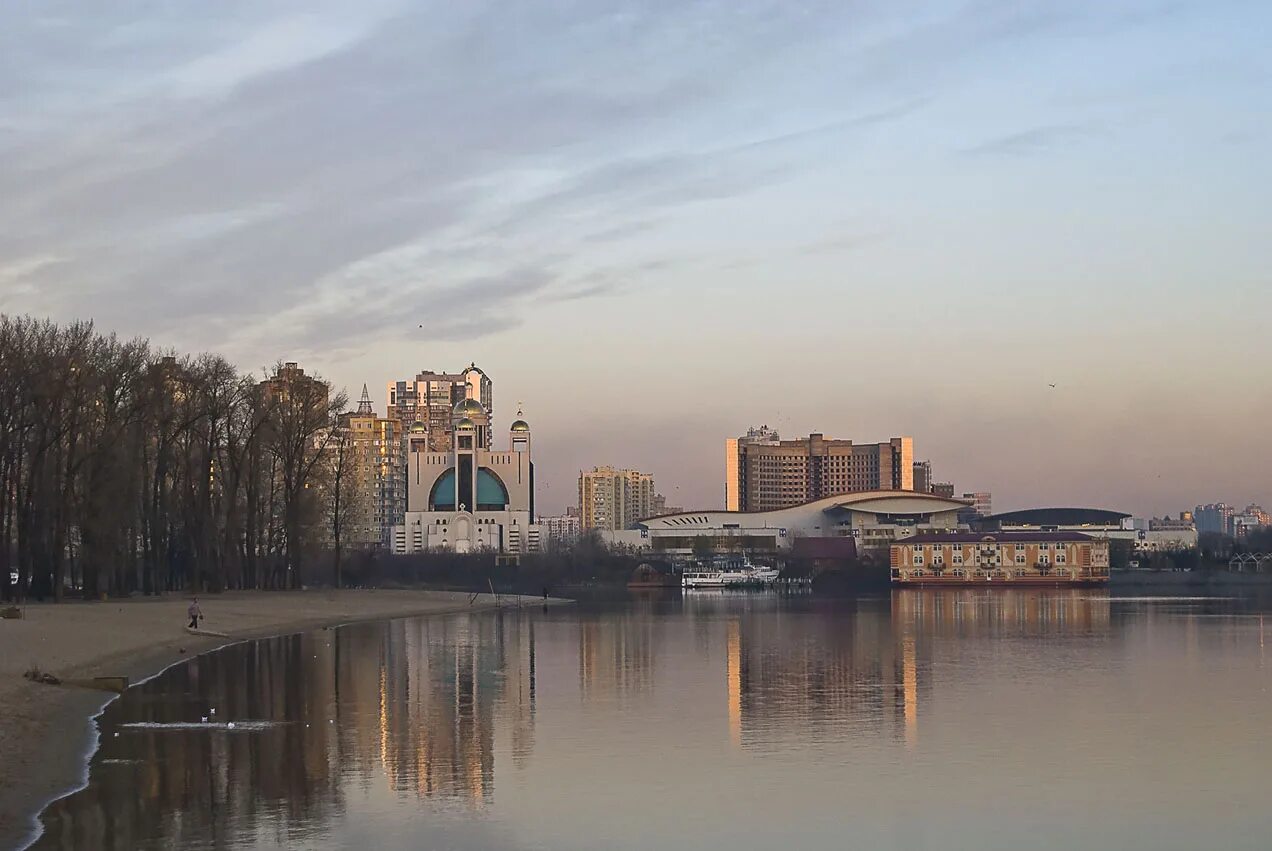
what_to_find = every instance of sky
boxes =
[2,0,1270,517]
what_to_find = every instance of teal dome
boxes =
[477,468,509,510]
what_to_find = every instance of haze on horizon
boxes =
[1,1,1269,517]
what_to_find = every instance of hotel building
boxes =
[725,431,915,512]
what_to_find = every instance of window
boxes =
[1016,551,1027,565]
[913,550,924,566]
[1056,550,1067,564]
[952,551,964,565]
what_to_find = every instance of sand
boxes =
[0,588,565,849]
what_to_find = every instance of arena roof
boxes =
[986,508,1131,526]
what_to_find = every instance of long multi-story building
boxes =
[891,532,1110,586]
[386,363,492,453]
[725,431,914,513]
[578,467,658,531]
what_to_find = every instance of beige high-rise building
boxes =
[578,467,658,531]
[386,363,492,453]
[725,431,914,512]
[336,386,406,549]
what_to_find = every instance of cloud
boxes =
[961,123,1099,158]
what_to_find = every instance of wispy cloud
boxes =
[961,123,1099,158]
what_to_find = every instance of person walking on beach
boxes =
[188,597,202,630]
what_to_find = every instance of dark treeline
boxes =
[0,315,346,602]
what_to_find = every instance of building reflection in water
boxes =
[716,589,1110,752]
[35,591,1113,850]
[36,610,540,851]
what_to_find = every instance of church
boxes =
[391,397,542,554]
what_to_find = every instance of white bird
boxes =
[201,716,208,723]
[227,721,236,729]
[210,708,216,715]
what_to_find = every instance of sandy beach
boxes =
[0,589,566,849]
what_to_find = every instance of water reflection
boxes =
[35,590,1272,851]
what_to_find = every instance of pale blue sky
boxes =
[2,1,1269,515]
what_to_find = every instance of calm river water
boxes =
[34,590,1272,850]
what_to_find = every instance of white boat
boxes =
[682,557,781,588]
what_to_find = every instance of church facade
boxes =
[390,398,542,554]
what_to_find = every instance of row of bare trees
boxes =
[0,315,350,602]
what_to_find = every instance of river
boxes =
[33,589,1272,850]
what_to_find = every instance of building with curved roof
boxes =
[983,508,1131,528]
[980,507,1196,551]
[603,490,972,558]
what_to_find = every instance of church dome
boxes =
[453,398,484,418]
[456,417,476,429]
[510,419,530,432]
[409,423,426,434]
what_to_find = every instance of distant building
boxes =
[386,363,492,453]
[983,507,1197,552]
[540,514,582,544]
[724,431,915,513]
[1232,506,1269,538]
[338,386,406,548]
[604,491,972,559]
[649,493,682,519]
[391,403,540,555]
[912,461,933,495]
[260,361,329,409]
[931,482,956,499]
[578,467,658,531]
[724,425,781,510]
[957,492,993,524]
[891,532,1109,586]
[1193,503,1235,535]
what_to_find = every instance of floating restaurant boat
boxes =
[890,532,1110,587]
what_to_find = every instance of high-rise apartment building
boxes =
[1194,503,1236,535]
[913,461,933,495]
[386,363,492,452]
[336,386,406,549]
[725,432,914,513]
[578,467,658,531]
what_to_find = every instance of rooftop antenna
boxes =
[356,383,374,415]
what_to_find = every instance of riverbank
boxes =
[0,589,569,849]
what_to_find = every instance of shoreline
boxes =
[0,589,571,850]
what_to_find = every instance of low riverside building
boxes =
[603,490,971,559]
[391,402,542,555]
[890,532,1110,586]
